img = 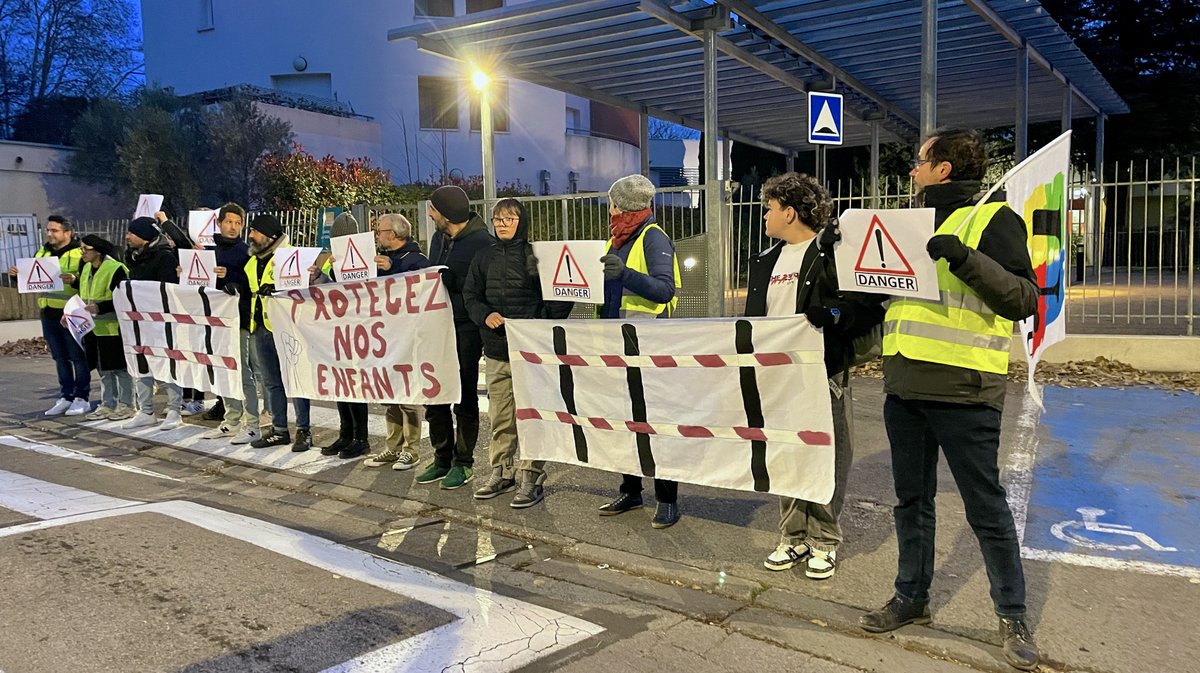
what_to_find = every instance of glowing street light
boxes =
[471,66,496,208]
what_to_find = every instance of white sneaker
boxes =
[44,398,72,416]
[109,405,136,420]
[202,424,236,439]
[806,549,837,580]
[158,410,183,431]
[124,413,157,429]
[764,541,810,571]
[180,400,205,416]
[85,406,113,421]
[230,427,259,445]
[65,399,90,416]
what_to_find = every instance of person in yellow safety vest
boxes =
[6,215,90,416]
[244,214,312,452]
[594,174,684,530]
[859,129,1041,672]
[61,235,134,421]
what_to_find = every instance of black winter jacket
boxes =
[213,234,251,329]
[882,180,1038,411]
[428,213,494,331]
[745,238,885,378]
[127,237,179,283]
[463,201,574,360]
[379,238,431,276]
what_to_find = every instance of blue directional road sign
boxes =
[808,92,844,145]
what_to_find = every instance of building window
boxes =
[469,80,509,133]
[419,76,459,130]
[415,0,454,17]
[565,107,581,134]
[466,0,502,13]
[198,0,214,31]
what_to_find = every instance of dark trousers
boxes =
[336,401,369,441]
[619,475,678,504]
[883,395,1026,617]
[426,327,482,469]
[42,312,90,401]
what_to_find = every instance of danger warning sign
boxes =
[834,208,939,301]
[188,210,220,247]
[16,257,63,293]
[179,249,217,288]
[533,240,605,304]
[330,232,377,282]
[274,247,322,290]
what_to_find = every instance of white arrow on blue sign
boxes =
[808,92,844,145]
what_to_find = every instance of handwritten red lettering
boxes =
[424,273,448,311]
[311,287,330,321]
[392,364,413,396]
[421,362,441,398]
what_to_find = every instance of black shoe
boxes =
[292,429,312,453]
[250,430,290,449]
[338,439,369,460]
[598,493,643,516]
[859,595,932,633]
[201,399,225,421]
[1000,617,1040,671]
[651,502,680,528]
[321,436,351,456]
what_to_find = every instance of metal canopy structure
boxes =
[388,0,1127,155]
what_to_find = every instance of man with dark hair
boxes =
[6,215,89,415]
[200,202,261,444]
[860,129,1041,671]
[123,216,184,430]
[747,172,884,580]
[414,186,494,490]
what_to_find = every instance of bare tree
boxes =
[648,117,699,141]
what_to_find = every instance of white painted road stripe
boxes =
[0,473,603,672]
[0,469,139,519]
[0,435,181,481]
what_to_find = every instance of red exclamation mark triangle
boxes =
[278,251,301,280]
[340,239,369,272]
[552,246,588,287]
[188,254,211,282]
[26,260,53,284]
[200,212,219,239]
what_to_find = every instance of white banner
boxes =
[265,268,460,404]
[834,208,939,300]
[63,295,94,348]
[273,246,323,290]
[113,280,244,399]
[507,315,835,502]
[15,257,63,293]
[329,232,377,282]
[134,194,164,219]
[532,240,605,304]
[188,210,220,247]
[178,249,218,288]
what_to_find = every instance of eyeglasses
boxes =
[374,227,394,234]
[910,158,936,169]
[491,216,519,225]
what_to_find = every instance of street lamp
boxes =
[471,67,496,211]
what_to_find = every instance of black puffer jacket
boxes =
[463,201,573,361]
[127,236,179,283]
[428,212,494,331]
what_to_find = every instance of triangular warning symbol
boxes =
[854,215,916,276]
[187,254,211,282]
[813,101,839,135]
[136,196,150,217]
[340,239,369,273]
[278,250,302,280]
[26,260,54,284]
[552,246,588,288]
[199,212,219,239]
[65,314,91,334]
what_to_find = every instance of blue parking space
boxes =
[1023,386,1200,568]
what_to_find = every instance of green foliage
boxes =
[258,144,400,209]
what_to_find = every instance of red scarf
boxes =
[608,209,652,250]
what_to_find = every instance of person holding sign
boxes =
[363,213,433,471]
[861,130,1040,671]
[464,198,574,509]
[595,174,684,529]
[414,186,494,491]
[7,215,90,416]
[63,235,133,421]
[744,173,885,580]
[123,217,186,431]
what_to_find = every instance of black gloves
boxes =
[926,235,969,268]
[222,284,238,296]
[816,221,841,251]
[256,283,276,297]
[525,253,540,278]
[600,254,626,280]
[804,304,843,329]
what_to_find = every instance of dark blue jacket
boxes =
[599,213,677,319]
[379,238,431,276]
[213,234,251,330]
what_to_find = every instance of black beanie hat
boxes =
[430,185,471,224]
[250,214,283,239]
[81,234,116,258]
[128,217,160,242]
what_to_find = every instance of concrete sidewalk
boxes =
[1,353,1197,673]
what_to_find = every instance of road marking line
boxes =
[0,469,140,519]
[0,435,181,481]
[0,474,602,672]
[1004,390,1042,546]
[1020,546,1200,580]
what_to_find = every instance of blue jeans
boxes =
[42,311,90,400]
[223,329,260,429]
[883,395,1027,617]
[253,328,309,434]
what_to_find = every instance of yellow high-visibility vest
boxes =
[79,257,127,337]
[245,252,280,333]
[601,223,681,317]
[35,245,82,310]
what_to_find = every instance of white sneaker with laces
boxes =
[158,410,183,431]
[44,398,72,416]
[764,541,810,571]
[180,400,205,416]
[124,413,157,429]
[806,549,837,580]
[65,399,90,416]
[202,424,236,439]
[230,427,259,445]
